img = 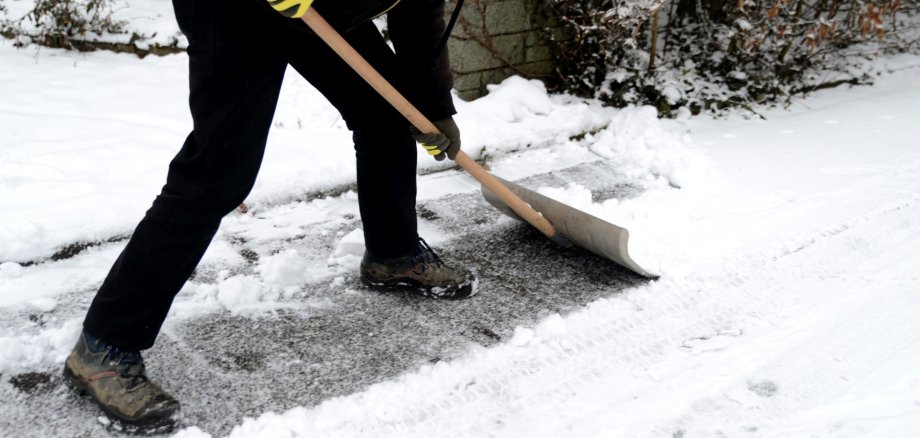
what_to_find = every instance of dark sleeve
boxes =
[387,0,456,120]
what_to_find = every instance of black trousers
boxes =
[84,0,420,350]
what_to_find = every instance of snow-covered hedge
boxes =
[21,0,121,47]
[0,0,184,56]
[542,0,920,116]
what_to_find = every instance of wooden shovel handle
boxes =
[301,8,562,243]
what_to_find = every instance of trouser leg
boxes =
[286,23,419,259]
[352,126,418,259]
[83,0,287,350]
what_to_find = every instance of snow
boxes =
[2,13,920,438]
[328,228,365,270]
[0,262,24,278]
[257,250,311,288]
[588,105,707,188]
[0,317,81,376]
[216,275,266,315]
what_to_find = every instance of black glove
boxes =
[410,117,461,162]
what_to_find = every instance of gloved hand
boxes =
[266,0,313,18]
[410,117,461,161]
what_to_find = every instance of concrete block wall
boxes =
[445,0,555,100]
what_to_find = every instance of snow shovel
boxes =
[301,9,658,279]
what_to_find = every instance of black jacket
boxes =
[313,0,456,120]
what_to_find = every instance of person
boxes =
[62,0,475,428]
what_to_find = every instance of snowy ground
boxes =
[2,26,920,438]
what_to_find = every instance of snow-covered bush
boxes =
[0,0,184,56]
[542,0,920,116]
[2,0,124,49]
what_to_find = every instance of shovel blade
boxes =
[482,177,658,278]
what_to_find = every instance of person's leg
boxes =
[82,0,288,351]
[351,126,419,259]
[67,1,292,427]
[286,22,419,259]
[285,22,477,299]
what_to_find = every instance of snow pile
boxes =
[174,230,367,316]
[536,183,598,215]
[327,229,365,270]
[587,105,706,188]
[530,105,710,277]
[0,262,25,279]
[0,318,81,375]
[456,76,615,158]
[209,250,320,314]
[257,249,310,288]
[510,313,569,347]
[214,251,309,315]
[216,275,266,315]
[533,182,695,277]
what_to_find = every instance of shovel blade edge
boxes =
[481,177,659,279]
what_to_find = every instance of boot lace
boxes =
[410,238,444,274]
[106,348,149,388]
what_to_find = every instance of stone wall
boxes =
[445,0,555,100]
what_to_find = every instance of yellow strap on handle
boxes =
[268,0,313,18]
[423,144,443,156]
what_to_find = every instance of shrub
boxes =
[1,0,186,57]
[542,0,920,116]
[4,0,125,49]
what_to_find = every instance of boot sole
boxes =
[360,273,478,300]
[62,362,178,432]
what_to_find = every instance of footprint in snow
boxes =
[747,379,779,397]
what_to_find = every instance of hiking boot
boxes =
[360,238,478,299]
[63,331,179,430]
